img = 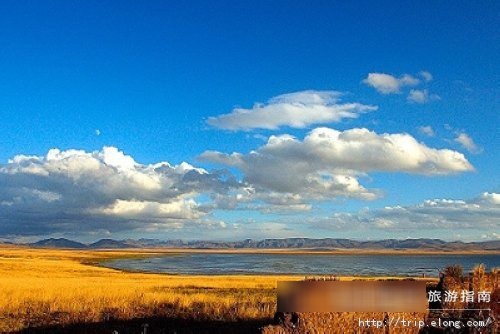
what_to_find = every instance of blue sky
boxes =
[0,1,498,241]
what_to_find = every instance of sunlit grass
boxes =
[2,246,492,333]
[0,247,299,332]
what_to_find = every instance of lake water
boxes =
[102,253,499,276]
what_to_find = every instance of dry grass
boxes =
[0,247,300,332]
[1,246,494,333]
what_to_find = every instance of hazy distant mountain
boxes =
[87,239,138,249]
[121,238,186,248]
[32,238,87,249]
[469,240,500,250]
[26,237,500,250]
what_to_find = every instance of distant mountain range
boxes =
[26,237,500,250]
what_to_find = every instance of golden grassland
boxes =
[0,246,294,332]
[0,246,495,332]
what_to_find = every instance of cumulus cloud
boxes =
[454,132,482,153]
[417,125,435,137]
[311,192,500,234]
[206,90,377,130]
[0,137,478,237]
[363,73,420,94]
[200,127,474,208]
[0,147,240,236]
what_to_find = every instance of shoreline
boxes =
[0,246,442,282]
[2,245,497,279]
[22,246,500,255]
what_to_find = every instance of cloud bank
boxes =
[312,192,500,235]
[0,141,486,239]
[0,147,239,236]
[200,127,474,210]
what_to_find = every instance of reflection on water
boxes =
[103,253,499,276]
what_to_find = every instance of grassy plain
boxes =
[0,246,296,332]
[0,246,494,332]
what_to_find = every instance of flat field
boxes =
[0,246,300,332]
[2,246,491,333]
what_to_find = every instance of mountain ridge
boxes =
[25,237,500,250]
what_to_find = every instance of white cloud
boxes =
[0,147,240,236]
[399,74,420,86]
[408,89,429,103]
[417,125,435,137]
[91,198,201,220]
[419,70,433,82]
[0,138,479,238]
[454,132,482,153]
[364,71,439,103]
[408,89,440,104]
[206,90,377,130]
[363,73,420,94]
[200,127,474,208]
[95,129,101,136]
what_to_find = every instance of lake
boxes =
[102,253,499,276]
